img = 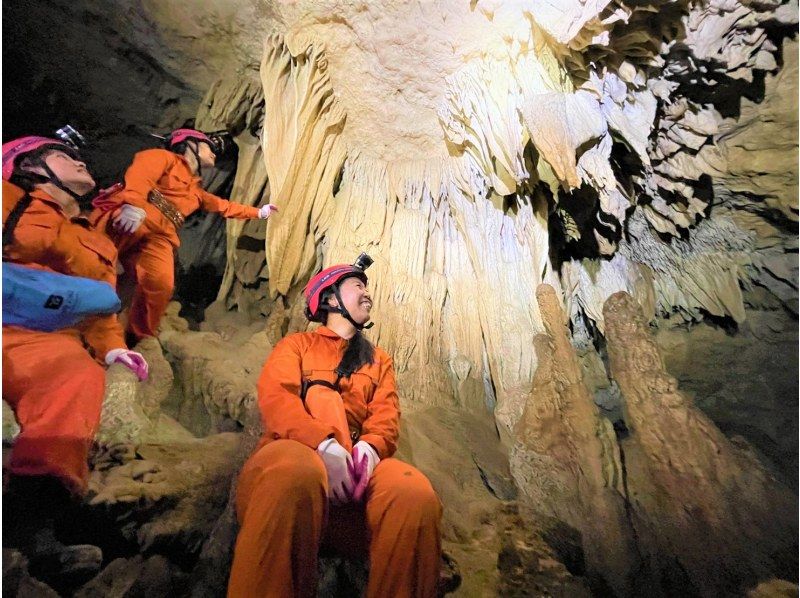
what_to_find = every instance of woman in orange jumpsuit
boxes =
[2,135,148,498]
[2,135,157,575]
[228,257,443,598]
[91,129,277,342]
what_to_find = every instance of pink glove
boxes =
[348,440,380,502]
[257,204,278,219]
[105,348,149,381]
[317,438,355,505]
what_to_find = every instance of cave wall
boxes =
[2,0,265,186]
[192,0,798,441]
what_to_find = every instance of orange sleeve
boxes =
[197,188,260,219]
[78,313,127,363]
[359,353,401,459]
[116,150,173,208]
[257,336,337,449]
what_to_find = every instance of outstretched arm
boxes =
[197,188,261,219]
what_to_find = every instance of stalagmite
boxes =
[510,284,639,595]
[604,291,797,595]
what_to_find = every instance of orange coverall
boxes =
[228,326,442,598]
[2,181,125,495]
[91,148,260,340]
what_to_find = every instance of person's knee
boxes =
[243,440,326,498]
[379,468,441,525]
[404,481,441,524]
[139,268,174,296]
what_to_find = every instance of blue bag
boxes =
[2,262,121,331]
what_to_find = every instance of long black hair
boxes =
[336,330,375,378]
[318,288,375,376]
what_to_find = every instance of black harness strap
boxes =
[3,192,34,250]
[300,377,341,402]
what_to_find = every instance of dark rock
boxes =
[74,554,187,598]
[2,549,60,598]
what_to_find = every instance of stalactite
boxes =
[192,0,797,430]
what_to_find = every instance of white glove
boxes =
[350,440,380,502]
[112,204,146,234]
[316,437,355,505]
[257,204,278,219]
[105,348,149,381]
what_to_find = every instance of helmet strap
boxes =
[187,141,203,179]
[332,285,373,330]
[40,162,95,207]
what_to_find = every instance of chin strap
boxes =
[40,162,95,207]
[329,285,374,330]
[187,141,203,179]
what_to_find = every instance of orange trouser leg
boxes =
[363,459,442,598]
[124,235,175,340]
[322,458,442,598]
[228,440,328,598]
[2,327,105,496]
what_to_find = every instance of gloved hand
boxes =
[105,348,149,381]
[317,437,355,505]
[257,204,278,219]
[349,440,380,502]
[112,204,146,234]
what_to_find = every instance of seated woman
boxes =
[228,256,443,598]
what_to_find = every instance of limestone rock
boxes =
[604,291,797,595]
[159,325,270,434]
[2,549,60,598]
[510,284,638,595]
[655,310,799,484]
[73,555,187,598]
[3,400,20,443]
[87,433,242,555]
[747,579,800,598]
[96,337,173,446]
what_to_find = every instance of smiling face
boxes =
[330,275,372,325]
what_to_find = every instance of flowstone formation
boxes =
[194,0,798,441]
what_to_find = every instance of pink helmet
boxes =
[167,129,213,148]
[304,264,368,323]
[2,136,73,181]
